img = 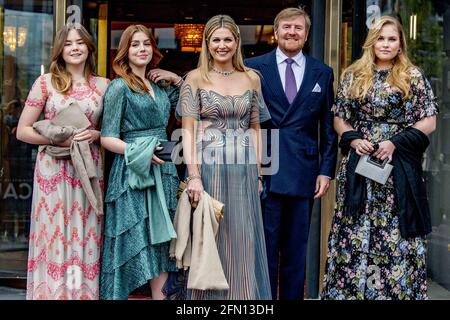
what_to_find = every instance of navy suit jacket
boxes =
[246,49,337,197]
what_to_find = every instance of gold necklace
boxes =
[212,67,235,77]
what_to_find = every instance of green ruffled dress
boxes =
[100,78,179,300]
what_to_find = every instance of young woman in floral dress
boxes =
[322,16,438,300]
[17,24,109,300]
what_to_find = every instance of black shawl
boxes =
[340,131,366,218]
[390,127,431,238]
[341,128,431,239]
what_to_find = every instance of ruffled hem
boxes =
[100,170,179,300]
[102,187,177,268]
[104,175,178,237]
[100,244,177,300]
[102,214,154,270]
[104,188,148,237]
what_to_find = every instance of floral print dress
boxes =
[25,74,109,299]
[321,67,438,300]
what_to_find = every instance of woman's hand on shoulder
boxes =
[149,68,181,85]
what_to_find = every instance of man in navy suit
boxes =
[246,7,337,300]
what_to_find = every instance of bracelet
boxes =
[258,175,263,182]
[185,174,201,183]
[49,138,54,145]
[173,77,183,87]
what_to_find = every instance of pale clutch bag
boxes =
[355,154,393,185]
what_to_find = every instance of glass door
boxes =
[0,0,54,280]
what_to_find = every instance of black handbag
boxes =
[154,141,180,162]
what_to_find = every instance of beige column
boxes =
[319,0,342,294]
[97,3,108,77]
[54,0,67,33]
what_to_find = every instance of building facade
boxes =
[0,0,448,298]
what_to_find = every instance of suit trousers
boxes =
[262,192,314,300]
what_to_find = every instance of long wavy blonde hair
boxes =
[113,25,163,93]
[198,15,248,82]
[49,24,96,94]
[343,16,414,100]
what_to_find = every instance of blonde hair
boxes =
[49,24,96,94]
[113,24,163,93]
[274,7,311,34]
[198,15,248,82]
[343,16,414,100]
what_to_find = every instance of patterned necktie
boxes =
[284,58,297,104]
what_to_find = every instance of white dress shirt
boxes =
[276,47,306,92]
[276,48,330,180]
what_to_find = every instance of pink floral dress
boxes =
[25,74,109,300]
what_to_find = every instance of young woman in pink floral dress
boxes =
[17,24,109,300]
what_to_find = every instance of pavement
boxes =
[428,280,450,300]
[1,280,449,300]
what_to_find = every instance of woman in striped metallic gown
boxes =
[176,15,272,299]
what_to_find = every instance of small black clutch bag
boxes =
[154,141,180,162]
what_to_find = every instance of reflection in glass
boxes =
[0,1,53,278]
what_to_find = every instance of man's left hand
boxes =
[314,175,330,199]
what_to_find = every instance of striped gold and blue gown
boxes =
[176,77,272,300]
